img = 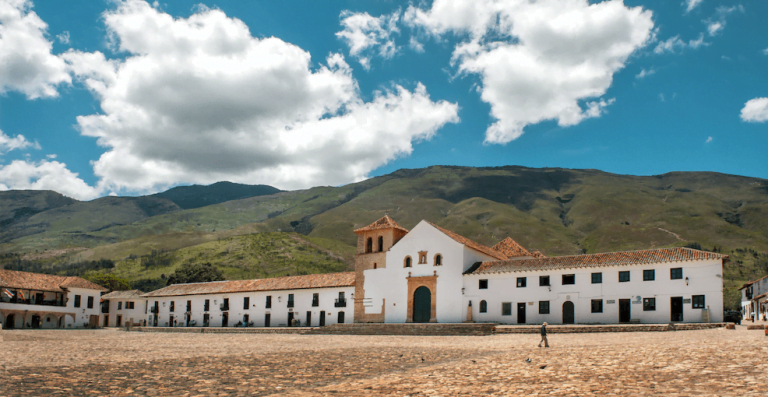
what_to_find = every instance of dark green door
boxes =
[562,301,574,324]
[413,286,431,323]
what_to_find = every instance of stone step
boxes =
[307,323,497,336]
[495,323,726,334]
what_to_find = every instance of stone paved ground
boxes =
[1,326,767,396]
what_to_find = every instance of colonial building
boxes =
[354,216,727,324]
[0,269,107,329]
[141,273,354,327]
[100,290,147,327]
[739,275,768,321]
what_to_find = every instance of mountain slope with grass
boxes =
[0,165,766,308]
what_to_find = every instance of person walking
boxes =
[538,322,549,348]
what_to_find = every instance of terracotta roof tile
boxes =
[142,272,355,298]
[739,275,768,290]
[427,222,507,261]
[529,250,547,259]
[354,215,409,234]
[0,269,107,292]
[101,290,146,300]
[464,247,728,275]
[492,237,532,258]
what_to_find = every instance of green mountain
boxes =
[152,181,281,209]
[1,166,766,307]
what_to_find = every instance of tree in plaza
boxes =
[166,262,225,286]
[86,273,131,291]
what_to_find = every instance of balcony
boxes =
[220,303,229,311]
[287,300,294,308]
[1,297,66,307]
[334,298,347,308]
[150,307,159,314]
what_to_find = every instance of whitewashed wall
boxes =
[363,221,499,323]
[741,277,768,320]
[463,259,724,324]
[146,287,354,327]
[63,287,103,328]
[102,299,148,327]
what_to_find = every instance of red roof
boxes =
[427,222,507,260]
[492,237,532,258]
[354,215,409,234]
[0,269,107,292]
[740,275,768,290]
[143,272,355,297]
[465,247,728,275]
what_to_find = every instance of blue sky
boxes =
[0,0,766,200]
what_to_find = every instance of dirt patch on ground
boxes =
[1,328,767,396]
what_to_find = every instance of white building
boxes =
[100,290,147,327]
[354,216,728,324]
[739,275,768,321]
[0,269,107,329]
[142,273,354,327]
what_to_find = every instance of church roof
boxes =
[491,237,532,258]
[354,215,409,234]
[142,272,355,297]
[464,247,728,275]
[427,222,508,261]
[0,269,108,292]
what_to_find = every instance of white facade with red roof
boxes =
[353,216,728,324]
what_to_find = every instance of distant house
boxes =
[100,290,147,327]
[739,275,768,321]
[0,270,107,329]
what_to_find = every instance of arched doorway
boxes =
[412,286,431,323]
[562,301,575,324]
[31,314,41,329]
[5,314,15,329]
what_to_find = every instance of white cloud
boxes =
[705,5,742,36]
[0,159,100,200]
[409,36,425,53]
[404,0,654,144]
[659,93,665,102]
[654,33,708,54]
[635,68,655,79]
[64,0,459,193]
[45,153,56,159]
[0,129,38,152]
[336,9,400,70]
[740,97,768,123]
[0,0,70,98]
[763,48,768,55]
[705,136,712,143]
[684,0,704,13]
[56,30,69,44]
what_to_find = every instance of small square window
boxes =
[619,271,630,282]
[670,268,683,280]
[479,279,488,289]
[516,277,526,288]
[643,298,656,311]
[591,273,602,284]
[539,276,550,286]
[591,299,603,313]
[539,301,550,314]
[501,302,512,316]
[692,295,705,309]
[562,274,575,285]
[643,269,655,281]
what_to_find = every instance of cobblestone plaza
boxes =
[1,328,767,396]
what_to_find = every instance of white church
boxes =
[128,215,727,328]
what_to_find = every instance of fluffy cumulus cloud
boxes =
[336,9,400,70]
[0,159,100,200]
[740,98,768,123]
[63,0,458,193]
[0,0,70,98]
[404,0,654,144]
[0,129,38,152]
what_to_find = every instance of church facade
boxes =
[353,216,727,324]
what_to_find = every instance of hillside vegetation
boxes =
[0,166,766,307]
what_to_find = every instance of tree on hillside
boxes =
[166,262,225,286]
[86,273,131,291]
